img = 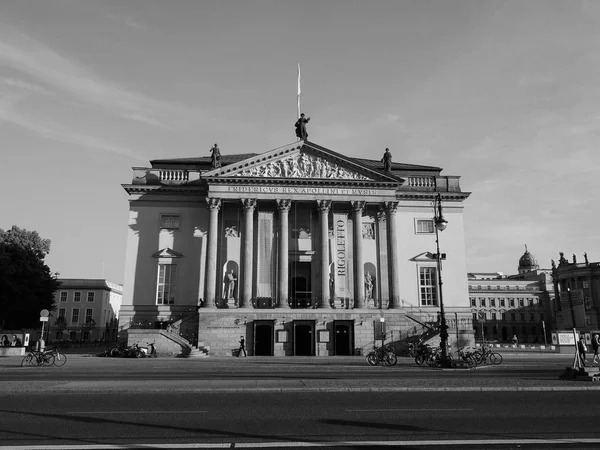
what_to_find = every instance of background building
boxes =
[52,279,122,343]
[120,139,474,356]
[468,247,554,344]
[551,252,600,333]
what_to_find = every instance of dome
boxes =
[518,245,539,273]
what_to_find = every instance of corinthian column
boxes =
[317,200,332,308]
[351,201,365,309]
[241,199,257,308]
[205,197,221,308]
[385,201,400,308]
[277,199,292,307]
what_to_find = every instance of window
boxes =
[520,313,525,321]
[58,308,66,318]
[509,299,515,307]
[74,292,81,302]
[502,312,506,320]
[160,214,180,230]
[480,298,486,307]
[500,299,506,307]
[69,331,77,341]
[491,312,497,320]
[71,309,80,324]
[511,313,516,321]
[416,219,434,234]
[419,267,438,306]
[490,299,496,307]
[528,298,533,307]
[470,298,476,307]
[87,292,95,302]
[519,298,524,307]
[530,313,535,322]
[60,292,67,302]
[85,309,93,322]
[157,264,177,305]
[540,313,545,321]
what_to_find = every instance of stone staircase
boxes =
[179,342,210,358]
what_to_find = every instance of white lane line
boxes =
[345,408,473,412]
[67,410,208,414]
[4,439,600,449]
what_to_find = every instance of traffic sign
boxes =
[40,309,49,317]
[39,316,49,322]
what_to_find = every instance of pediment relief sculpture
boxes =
[234,152,370,180]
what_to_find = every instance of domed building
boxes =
[518,245,539,274]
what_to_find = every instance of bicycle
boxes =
[366,344,397,366]
[47,346,67,366]
[472,345,503,365]
[21,349,55,367]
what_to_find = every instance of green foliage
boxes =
[0,226,60,329]
[54,316,68,331]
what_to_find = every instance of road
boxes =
[0,391,599,449]
[0,353,596,448]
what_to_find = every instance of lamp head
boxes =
[435,217,448,231]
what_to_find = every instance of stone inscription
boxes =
[227,186,379,196]
[334,214,348,299]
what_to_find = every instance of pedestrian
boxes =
[592,334,600,365]
[1,335,9,346]
[237,335,246,357]
[512,334,518,345]
[578,335,587,366]
[10,335,21,347]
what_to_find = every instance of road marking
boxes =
[67,410,208,414]
[345,408,473,412]
[4,438,600,449]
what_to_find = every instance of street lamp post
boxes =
[433,193,451,367]
[567,285,576,328]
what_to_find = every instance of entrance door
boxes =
[334,320,354,355]
[254,320,274,356]
[293,320,315,356]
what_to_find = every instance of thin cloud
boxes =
[0,77,54,96]
[0,96,146,161]
[0,25,204,129]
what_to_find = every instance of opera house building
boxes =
[120,139,474,356]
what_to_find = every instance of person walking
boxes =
[578,335,587,367]
[237,336,246,357]
[592,334,600,365]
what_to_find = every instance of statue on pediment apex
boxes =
[295,113,310,140]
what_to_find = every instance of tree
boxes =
[0,226,61,329]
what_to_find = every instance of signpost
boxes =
[39,309,49,351]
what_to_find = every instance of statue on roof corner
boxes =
[382,148,392,172]
[295,113,310,140]
[210,143,221,169]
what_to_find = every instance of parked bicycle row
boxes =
[21,346,67,367]
[410,343,503,368]
[97,342,158,358]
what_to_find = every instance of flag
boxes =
[297,63,301,118]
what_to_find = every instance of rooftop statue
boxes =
[295,113,310,140]
[382,148,392,172]
[210,143,221,169]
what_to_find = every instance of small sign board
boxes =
[40,309,49,317]
[558,332,576,345]
[560,290,584,306]
[39,316,49,322]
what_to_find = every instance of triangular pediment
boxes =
[152,248,184,258]
[410,252,436,262]
[203,140,401,183]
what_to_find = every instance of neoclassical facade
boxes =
[120,140,473,356]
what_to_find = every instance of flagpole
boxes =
[297,62,301,119]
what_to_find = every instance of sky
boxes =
[1,0,599,284]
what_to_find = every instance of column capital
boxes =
[376,206,387,222]
[351,201,365,213]
[276,199,292,212]
[206,197,221,210]
[384,201,399,214]
[317,199,331,212]
[241,198,257,211]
